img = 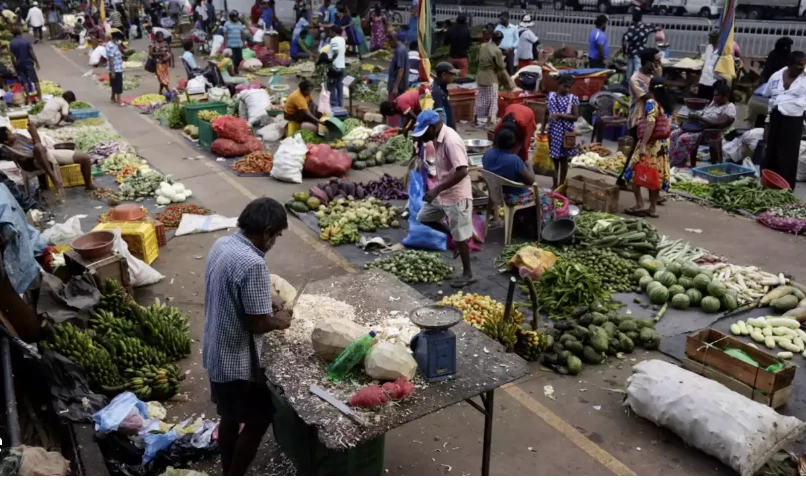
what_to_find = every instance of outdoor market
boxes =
[1,0,806,476]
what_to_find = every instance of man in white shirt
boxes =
[696,28,721,100]
[494,11,518,76]
[760,50,806,189]
[24,1,44,43]
[32,91,75,128]
[516,14,538,71]
[327,25,346,107]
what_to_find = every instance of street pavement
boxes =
[35,37,804,475]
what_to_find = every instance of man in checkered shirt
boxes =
[203,198,292,475]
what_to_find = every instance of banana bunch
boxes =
[135,299,192,361]
[99,279,140,320]
[41,323,122,388]
[515,328,554,361]
[90,309,136,337]
[104,364,185,401]
[101,334,167,371]
[481,316,519,352]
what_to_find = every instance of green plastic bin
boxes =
[269,383,385,475]
[183,102,228,127]
[198,120,216,150]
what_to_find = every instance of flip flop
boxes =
[644,210,659,218]
[450,277,478,289]
[624,207,647,217]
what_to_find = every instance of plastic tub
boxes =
[761,169,791,190]
[692,163,755,184]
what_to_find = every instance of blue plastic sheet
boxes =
[401,169,447,251]
[93,392,150,434]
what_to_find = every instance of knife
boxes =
[289,270,314,309]
[309,384,366,426]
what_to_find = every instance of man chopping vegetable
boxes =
[379,89,421,136]
[284,79,323,136]
[203,198,292,475]
[412,110,476,288]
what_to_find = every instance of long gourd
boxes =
[767,317,801,329]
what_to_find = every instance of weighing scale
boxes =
[409,305,461,382]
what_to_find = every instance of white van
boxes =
[555,0,634,14]
[652,0,723,17]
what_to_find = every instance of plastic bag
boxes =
[625,359,806,475]
[175,214,238,237]
[207,87,230,102]
[210,34,224,55]
[238,89,271,125]
[210,138,249,157]
[93,392,150,434]
[119,410,146,435]
[186,75,207,95]
[401,170,447,251]
[318,83,331,117]
[41,215,84,245]
[141,424,179,465]
[257,121,286,142]
[508,246,557,277]
[270,135,308,183]
[532,133,554,174]
[112,228,164,287]
[303,144,352,178]
[212,115,250,143]
[252,28,265,43]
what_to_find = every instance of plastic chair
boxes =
[480,170,539,246]
[10,158,46,200]
[589,91,629,143]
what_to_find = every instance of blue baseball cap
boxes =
[411,110,440,137]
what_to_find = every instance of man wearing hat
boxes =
[697,28,722,100]
[516,14,539,71]
[411,110,476,288]
[431,61,458,129]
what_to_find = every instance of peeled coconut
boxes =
[364,342,417,381]
[311,317,365,361]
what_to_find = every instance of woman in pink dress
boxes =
[368,4,386,51]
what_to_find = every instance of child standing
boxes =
[542,74,579,189]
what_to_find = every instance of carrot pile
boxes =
[232,152,274,174]
[115,164,141,184]
[155,204,211,229]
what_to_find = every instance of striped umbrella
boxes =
[714,0,737,81]
[417,0,432,79]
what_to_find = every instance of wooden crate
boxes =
[566,175,620,213]
[684,328,796,408]
[64,250,133,297]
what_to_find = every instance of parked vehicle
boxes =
[554,0,634,13]
[652,0,723,17]
[734,0,806,19]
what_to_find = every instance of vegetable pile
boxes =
[155,182,193,205]
[366,250,453,283]
[131,94,167,106]
[439,292,526,329]
[115,164,141,184]
[655,236,712,264]
[118,166,167,200]
[89,140,135,165]
[570,151,625,172]
[69,101,92,109]
[710,178,799,214]
[297,129,325,144]
[153,98,185,129]
[575,213,659,259]
[533,261,613,320]
[233,152,274,174]
[730,312,806,359]
[128,51,148,62]
[198,110,222,122]
[41,80,63,96]
[348,140,387,170]
[381,135,415,164]
[757,208,806,234]
[342,118,364,134]
[155,204,211,229]
[74,128,123,152]
[359,174,408,200]
[78,118,106,126]
[101,152,143,173]
[671,181,712,198]
[182,124,199,139]
[558,247,639,293]
[313,197,400,245]
[544,305,660,375]
[769,203,806,220]
[28,100,45,115]
[343,126,373,143]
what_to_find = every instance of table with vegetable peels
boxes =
[261,270,527,475]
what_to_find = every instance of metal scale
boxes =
[409,305,461,382]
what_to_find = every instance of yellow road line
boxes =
[502,383,636,476]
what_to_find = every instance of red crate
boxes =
[148,217,167,247]
[571,74,608,102]
[497,91,545,116]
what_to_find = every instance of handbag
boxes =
[554,93,577,149]
[144,55,156,73]
[632,154,661,190]
[637,110,671,141]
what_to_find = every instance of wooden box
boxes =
[64,250,133,297]
[566,175,620,213]
[683,328,796,409]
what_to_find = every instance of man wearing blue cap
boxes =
[411,110,476,288]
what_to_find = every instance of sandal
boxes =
[644,210,659,218]
[450,277,478,288]
[657,196,667,205]
[625,206,647,217]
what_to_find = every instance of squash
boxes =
[639,276,654,291]
[311,317,366,361]
[771,295,800,313]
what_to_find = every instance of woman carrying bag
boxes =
[623,77,673,218]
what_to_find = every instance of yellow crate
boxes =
[46,163,86,188]
[10,117,29,130]
[93,221,159,264]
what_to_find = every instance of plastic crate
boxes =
[93,221,159,264]
[692,162,755,184]
[269,383,385,475]
[10,117,29,130]
[71,108,100,120]
[571,73,608,102]
[198,120,216,150]
[497,91,545,116]
[47,163,86,188]
[183,102,228,128]
[150,218,167,247]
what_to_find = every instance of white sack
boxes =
[270,134,308,184]
[42,215,84,245]
[186,75,208,95]
[175,214,238,237]
[257,121,286,142]
[797,140,806,182]
[722,137,742,163]
[210,34,224,55]
[111,229,164,287]
[238,88,271,126]
[624,359,806,476]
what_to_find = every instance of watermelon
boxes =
[666,262,682,277]
[655,270,677,287]
[723,290,739,310]
[353,161,367,170]
[682,263,700,278]
[646,280,664,293]
[693,273,711,291]
[701,296,721,313]
[677,276,693,289]
[671,293,690,309]
[639,276,654,291]
[686,288,703,306]
[707,280,727,298]
[668,285,685,297]
[633,268,650,281]
[649,284,669,305]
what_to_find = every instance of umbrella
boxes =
[714,0,737,81]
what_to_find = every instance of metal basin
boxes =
[464,139,492,154]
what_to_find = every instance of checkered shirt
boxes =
[203,232,272,383]
[105,41,123,73]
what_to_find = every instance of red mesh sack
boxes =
[349,385,389,408]
[211,138,250,157]
[303,144,353,178]
[242,136,264,154]
[177,77,187,92]
[212,116,251,143]
[382,378,414,400]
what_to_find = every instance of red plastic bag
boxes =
[212,116,251,143]
[211,138,250,157]
[349,385,388,408]
[303,144,353,178]
[177,77,187,92]
[632,154,661,190]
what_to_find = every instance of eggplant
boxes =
[345,181,356,197]
[317,181,327,190]
[355,185,365,199]
[310,186,329,206]
[325,185,335,200]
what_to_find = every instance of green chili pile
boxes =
[710,178,799,214]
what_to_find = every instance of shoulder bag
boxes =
[560,94,577,149]
[637,106,671,141]
[144,55,156,73]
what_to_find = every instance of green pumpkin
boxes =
[701,296,721,313]
[668,285,686,297]
[686,288,703,306]
[666,262,682,277]
[693,273,711,292]
[633,268,650,282]
[707,280,727,298]
[671,293,691,309]
[677,276,693,289]
[649,285,669,305]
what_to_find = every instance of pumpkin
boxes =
[671,293,690,309]
[353,160,368,170]
[639,257,661,274]
[686,288,703,306]
[701,296,721,313]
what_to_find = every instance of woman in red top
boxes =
[494,104,536,163]
[250,0,263,25]
[380,90,422,135]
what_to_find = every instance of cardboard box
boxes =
[684,328,796,408]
